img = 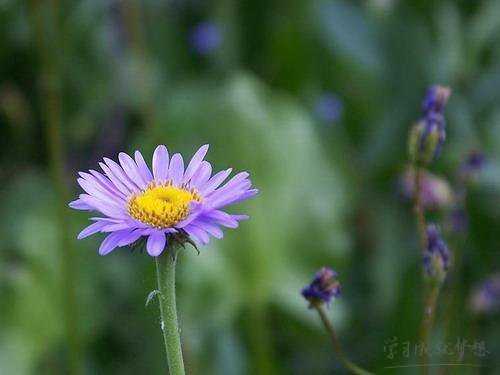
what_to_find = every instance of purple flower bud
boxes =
[189,22,222,55]
[400,167,454,210]
[470,274,500,314]
[302,267,341,306]
[423,224,450,281]
[314,93,343,124]
[460,150,486,182]
[422,85,451,115]
[409,85,451,165]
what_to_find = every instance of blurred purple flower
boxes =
[447,207,468,233]
[314,93,343,124]
[471,274,500,314]
[400,167,454,210]
[422,85,451,115]
[302,267,341,306]
[189,22,222,55]
[423,224,450,280]
[409,85,451,164]
[460,150,486,181]
[420,86,450,158]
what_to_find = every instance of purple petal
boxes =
[69,198,92,210]
[77,178,124,208]
[77,220,109,239]
[119,152,147,189]
[117,229,144,247]
[191,220,223,239]
[104,157,140,193]
[134,150,154,183]
[99,162,132,196]
[190,161,212,188]
[89,170,127,199]
[80,195,127,219]
[184,225,210,245]
[147,231,167,256]
[211,187,258,209]
[183,144,209,183]
[199,168,232,195]
[101,222,134,232]
[152,145,169,182]
[99,231,128,255]
[202,209,239,228]
[168,153,184,186]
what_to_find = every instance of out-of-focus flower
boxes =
[189,22,222,55]
[70,144,258,256]
[314,93,343,124]
[422,85,451,115]
[408,85,451,165]
[470,274,500,314]
[459,150,486,182]
[423,224,450,282]
[302,267,341,306]
[400,167,454,210]
[447,206,468,233]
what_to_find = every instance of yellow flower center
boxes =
[128,183,201,228]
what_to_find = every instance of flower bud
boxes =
[422,85,451,115]
[302,267,341,306]
[459,150,486,182]
[470,274,500,314]
[408,117,445,165]
[423,224,450,283]
[408,85,451,165]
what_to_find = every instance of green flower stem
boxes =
[419,282,441,374]
[155,249,185,375]
[314,304,373,375]
[413,166,428,254]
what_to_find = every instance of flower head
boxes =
[459,150,486,182]
[302,267,341,306]
[314,93,343,124]
[470,274,500,314]
[70,144,258,256]
[408,85,451,165]
[189,22,222,55]
[423,224,450,282]
[422,85,451,115]
[400,167,454,210]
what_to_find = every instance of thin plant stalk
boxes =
[28,1,82,373]
[413,165,445,374]
[313,304,373,375]
[419,283,441,374]
[155,249,185,375]
[413,167,428,253]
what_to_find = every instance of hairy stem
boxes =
[155,250,185,375]
[314,304,373,375]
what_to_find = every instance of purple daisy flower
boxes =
[69,144,258,256]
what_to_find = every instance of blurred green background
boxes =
[1,0,499,374]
